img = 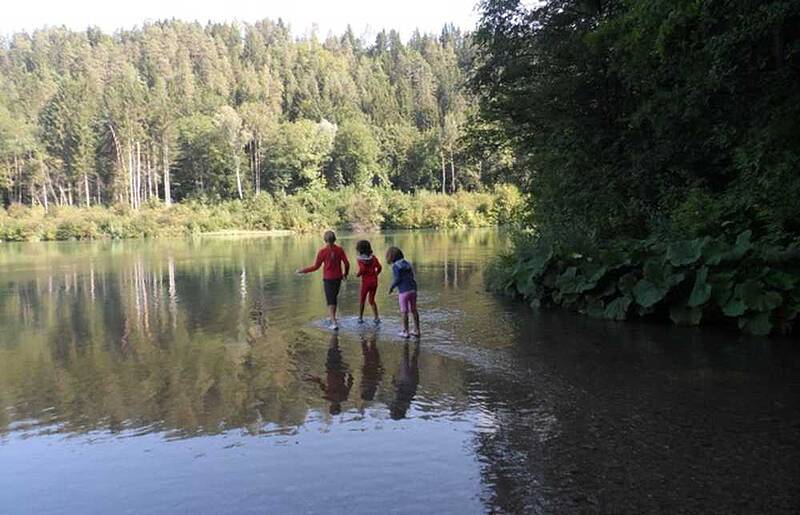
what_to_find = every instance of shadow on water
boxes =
[0,229,798,514]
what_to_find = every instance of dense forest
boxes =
[0,20,512,209]
[476,0,800,335]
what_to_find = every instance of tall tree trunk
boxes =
[136,141,142,209]
[108,123,126,206]
[449,149,456,193]
[163,143,172,206]
[127,142,134,208]
[15,154,21,203]
[39,158,49,213]
[84,173,90,207]
[250,140,256,193]
[235,155,243,200]
[147,150,153,201]
[440,151,446,195]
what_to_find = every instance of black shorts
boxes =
[323,279,342,306]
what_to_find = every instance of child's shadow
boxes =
[304,333,353,415]
[360,334,384,402]
[390,341,420,420]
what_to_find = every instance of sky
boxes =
[0,0,481,39]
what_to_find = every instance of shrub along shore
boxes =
[0,186,521,242]
[488,231,800,337]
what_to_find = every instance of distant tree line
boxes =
[0,20,514,209]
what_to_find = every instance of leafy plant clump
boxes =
[488,231,800,336]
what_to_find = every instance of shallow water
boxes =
[0,230,798,514]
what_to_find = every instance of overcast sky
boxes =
[1,0,481,39]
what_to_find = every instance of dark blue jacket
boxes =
[389,259,417,293]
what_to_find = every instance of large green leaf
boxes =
[604,296,631,321]
[738,312,772,336]
[702,238,729,266]
[632,279,668,308]
[709,271,735,305]
[722,297,747,317]
[736,280,783,312]
[523,243,554,277]
[764,270,797,291]
[670,303,703,326]
[666,238,705,266]
[517,274,539,298]
[643,257,667,282]
[688,267,712,307]
[555,266,579,294]
[727,230,752,260]
[577,262,608,292]
[643,258,684,288]
[617,272,639,295]
[585,297,606,318]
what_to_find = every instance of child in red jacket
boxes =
[297,230,350,330]
[355,239,382,324]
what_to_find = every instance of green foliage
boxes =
[0,21,492,208]
[0,186,521,241]
[473,0,800,243]
[488,230,800,336]
[327,119,384,188]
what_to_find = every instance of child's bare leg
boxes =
[359,302,366,321]
[329,304,338,325]
[412,309,420,336]
[370,301,379,320]
[402,312,410,334]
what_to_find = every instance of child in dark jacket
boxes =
[355,240,382,324]
[386,246,420,338]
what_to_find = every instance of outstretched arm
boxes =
[298,249,325,274]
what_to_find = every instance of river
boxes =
[0,230,798,514]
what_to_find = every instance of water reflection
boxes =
[1,230,798,514]
[359,334,383,402]
[305,334,354,415]
[390,342,421,420]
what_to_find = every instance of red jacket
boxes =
[356,255,382,284]
[301,245,350,280]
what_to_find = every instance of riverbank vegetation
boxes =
[476,0,800,335]
[0,186,520,241]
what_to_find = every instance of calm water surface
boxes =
[0,230,798,514]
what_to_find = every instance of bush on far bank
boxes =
[0,185,522,242]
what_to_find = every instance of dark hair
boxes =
[323,230,336,244]
[356,240,373,256]
[385,246,404,264]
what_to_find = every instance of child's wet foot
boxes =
[410,331,420,338]
[398,330,410,338]
[358,318,364,324]
[374,318,381,324]
[332,323,339,330]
